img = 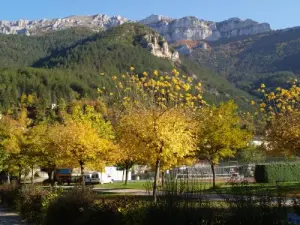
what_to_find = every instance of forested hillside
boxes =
[0,23,253,111]
[191,27,300,96]
[0,27,95,68]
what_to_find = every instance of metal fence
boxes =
[168,163,255,181]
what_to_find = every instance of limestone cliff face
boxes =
[140,33,180,62]
[0,15,128,35]
[0,14,271,41]
[140,15,271,42]
[140,15,219,41]
[216,17,271,38]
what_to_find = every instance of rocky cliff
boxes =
[140,15,271,42]
[217,17,271,38]
[140,33,180,62]
[0,14,128,35]
[0,14,271,42]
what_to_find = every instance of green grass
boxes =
[204,181,300,196]
[93,181,149,190]
[90,180,300,197]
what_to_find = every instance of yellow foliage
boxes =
[196,101,252,164]
[257,82,300,155]
[118,107,196,170]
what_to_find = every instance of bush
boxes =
[223,183,289,225]
[42,185,294,225]
[0,184,20,208]
[255,163,300,183]
[44,188,97,225]
[144,203,222,225]
[77,201,122,225]
[18,185,62,224]
[45,190,146,225]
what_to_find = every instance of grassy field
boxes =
[93,181,149,189]
[210,181,300,196]
[93,180,300,197]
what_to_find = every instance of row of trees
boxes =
[1,68,274,202]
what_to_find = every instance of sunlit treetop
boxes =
[255,80,300,156]
[98,68,206,111]
[257,79,300,118]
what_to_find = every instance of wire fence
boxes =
[167,163,254,183]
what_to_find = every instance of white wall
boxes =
[105,167,132,181]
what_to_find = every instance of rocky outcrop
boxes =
[216,17,271,38]
[140,34,180,62]
[0,14,272,42]
[140,15,271,42]
[0,14,128,35]
[171,40,211,55]
[140,15,219,41]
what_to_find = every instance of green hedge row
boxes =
[255,163,300,183]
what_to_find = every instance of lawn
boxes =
[209,181,300,197]
[84,180,300,197]
[93,180,149,189]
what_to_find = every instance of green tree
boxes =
[236,144,266,164]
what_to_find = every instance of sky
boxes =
[0,0,299,30]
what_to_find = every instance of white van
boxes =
[84,174,92,185]
[90,172,113,184]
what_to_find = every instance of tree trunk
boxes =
[80,161,85,189]
[211,163,216,189]
[125,165,129,185]
[47,171,52,184]
[153,158,161,202]
[161,171,165,187]
[7,172,10,184]
[18,164,22,185]
[51,170,55,186]
[31,164,34,185]
[47,168,56,187]
[122,169,125,182]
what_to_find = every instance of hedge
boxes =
[255,163,300,183]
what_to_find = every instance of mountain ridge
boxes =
[0,14,271,42]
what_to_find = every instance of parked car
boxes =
[90,172,113,184]
[84,174,92,185]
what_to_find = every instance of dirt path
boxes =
[0,207,26,225]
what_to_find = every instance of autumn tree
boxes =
[25,123,71,186]
[53,102,115,188]
[258,81,300,156]
[101,68,205,201]
[0,114,29,184]
[195,101,252,188]
[0,94,36,183]
[0,94,64,185]
[113,140,140,185]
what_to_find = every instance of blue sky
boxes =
[0,0,298,29]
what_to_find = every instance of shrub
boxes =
[223,183,289,225]
[144,203,222,225]
[45,191,147,225]
[255,163,300,183]
[44,188,97,225]
[18,185,62,224]
[77,201,122,225]
[0,184,20,208]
